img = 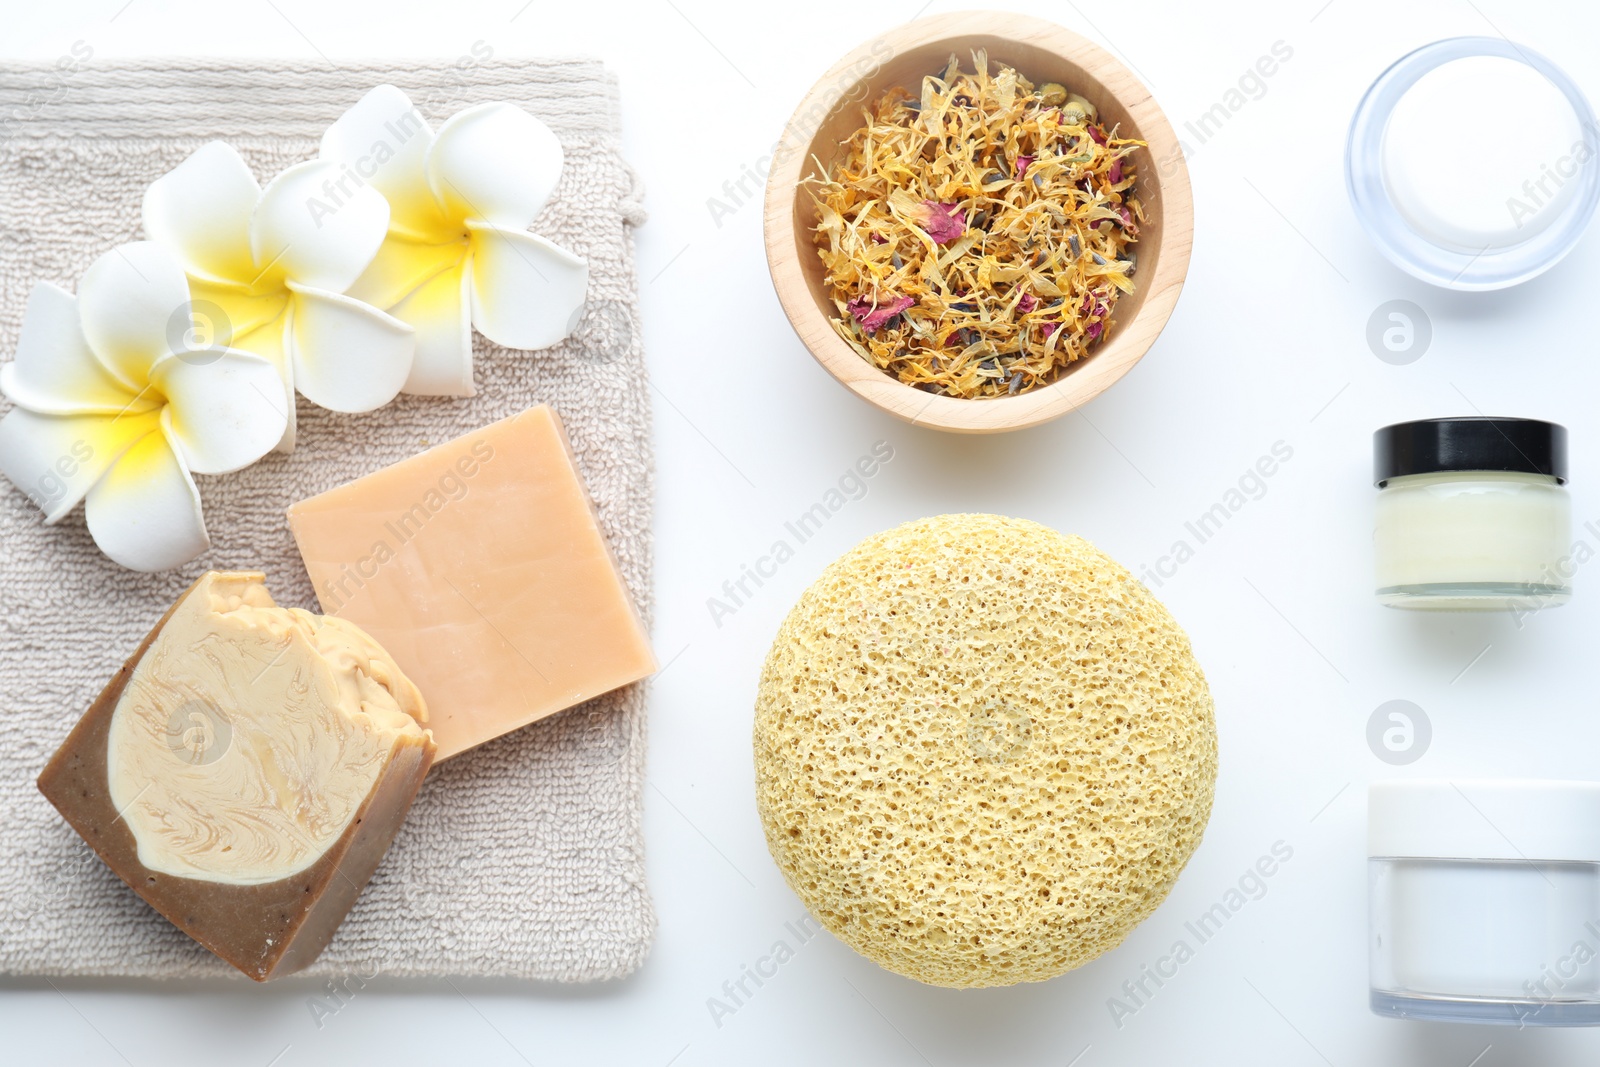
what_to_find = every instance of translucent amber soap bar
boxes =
[287,405,657,760]
[37,571,434,981]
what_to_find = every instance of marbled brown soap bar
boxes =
[37,572,435,981]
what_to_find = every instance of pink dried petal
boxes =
[1108,160,1123,183]
[1086,321,1104,341]
[920,200,966,245]
[1016,155,1035,178]
[1016,293,1037,313]
[871,233,888,244]
[847,295,915,334]
[1042,321,1061,337]
[1087,125,1107,146]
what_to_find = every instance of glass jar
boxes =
[1374,417,1570,610]
[1370,780,1600,1026]
[1346,37,1600,290]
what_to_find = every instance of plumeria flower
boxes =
[319,84,589,396]
[0,242,288,571]
[142,141,416,451]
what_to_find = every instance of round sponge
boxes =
[753,514,1217,988]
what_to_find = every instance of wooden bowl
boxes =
[762,11,1194,434]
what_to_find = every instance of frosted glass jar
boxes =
[1374,418,1570,610]
[1347,37,1600,290]
[1370,780,1600,1026]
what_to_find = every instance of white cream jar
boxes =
[1370,780,1600,1026]
[1347,37,1600,290]
[1374,417,1570,610]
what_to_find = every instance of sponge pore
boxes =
[753,514,1218,987]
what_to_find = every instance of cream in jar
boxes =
[1374,417,1570,610]
[1347,37,1600,290]
[1370,780,1600,1026]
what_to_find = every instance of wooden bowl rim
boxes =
[762,10,1194,434]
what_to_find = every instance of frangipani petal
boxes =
[85,415,209,572]
[320,84,454,242]
[279,405,298,455]
[287,284,416,412]
[1,282,148,415]
[427,102,564,231]
[227,317,297,454]
[149,349,290,475]
[466,226,588,350]
[187,276,289,346]
[346,233,466,311]
[393,258,474,397]
[141,141,261,286]
[251,159,390,294]
[0,406,160,523]
[76,241,190,390]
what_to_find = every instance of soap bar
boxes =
[286,404,657,760]
[37,571,435,981]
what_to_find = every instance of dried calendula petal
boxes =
[804,50,1145,400]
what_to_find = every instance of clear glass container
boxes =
[1370,780,1600,1027]
[1370,857,1600,1025]
[1373,418,1570,611]
[1347,37,1600,291]
[1375,470,1571,609]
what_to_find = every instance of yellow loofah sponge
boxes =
[753,514,1218,988]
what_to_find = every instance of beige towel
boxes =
[0,58,654,981]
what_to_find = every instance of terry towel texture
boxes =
[0,58,655,981]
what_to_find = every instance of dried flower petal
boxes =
[847,294,915,334]
[920,200,966,245]
[1016,155,1035,178]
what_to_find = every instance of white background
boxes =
[3,0,1599,1064]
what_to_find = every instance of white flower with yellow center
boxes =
[319,85,589,396]
[0,242,288,571]
[142,141,417,450]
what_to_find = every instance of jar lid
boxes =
[1370,780,1600,861]
[1373,417,1568,486]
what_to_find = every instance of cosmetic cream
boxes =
[1370,780,1600,1026]
[1347,37,1600,289]
[1374,417,1569,610]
